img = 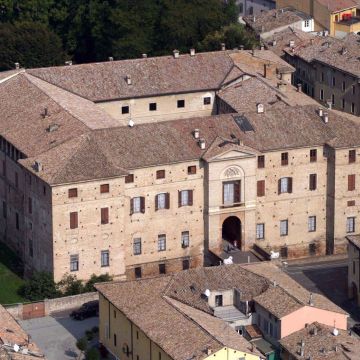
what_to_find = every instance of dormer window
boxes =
[215,295,223,307]
[121,106,129,114]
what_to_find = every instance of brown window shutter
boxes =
[101,208,109,224]
[165,193,170,209]
[140,197,145,213]
[68,188,78,198]
[278,179,281,194]
[178,191,181,207]
[348,174,356,191]
[100,184,109,193]
[257,180,265,197]
[234,181,240,203]
[130,198,134,215]
[155,195,158,211]
[70,212,78,229]
[309,174,316,190]
[288,177,293,193]
[188,190,193,206]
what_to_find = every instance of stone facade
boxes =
[347,236,360,306]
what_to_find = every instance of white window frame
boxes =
[157,193,166,209]
[308,216,316,232]
[133,238,142,255]
[158,234,166,251]
[256,223,265,240]
[280,220,288,236]
[280,177,289,193]
[180,190,189,206]
[70,254,79,272]
[181,231,190,248]
[101,250,110,267]
[133,197,141,213]
[347,217,355,233]
[223,183,235,205]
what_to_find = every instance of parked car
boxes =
[351,323,360,336]
[70,300,99,320]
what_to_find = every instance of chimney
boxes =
[277,82,287,92]
[34,161,43,172]
[313,326,318,336]
[309,292,314,306]
[142,53,147,58]
[327,100,332,109]
[310,38,315,45]
[318,108,324,117]
[341,47,348,55]
[289,40,295,47]
[190,48,196,56]
[239,45,244,50]
[108,57,114,61]
[257,103,264,113]
[126,75,132,85]
[65,60,72,66]
[260,45,265,51]
[297,83,302,92]
[323,112,329,123]
[193,129,200,139]
[300,340,305,357]
[206,348,212,355]
[272,40,277,46]
[221,43,226,51]
[173,49,180,58]
[264,63,276,79]
[199,138,206,150]
[253,15,256,22]
[14,62,20,70]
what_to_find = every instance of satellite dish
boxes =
[128,119,134,127]
[204,289,211,297]
[13,344,20,352]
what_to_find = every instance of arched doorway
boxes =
[222,216,241,249]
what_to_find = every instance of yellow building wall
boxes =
[205,347,260,360]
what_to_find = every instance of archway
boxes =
[222,216,241,249]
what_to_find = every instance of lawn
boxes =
[0,243,26,304]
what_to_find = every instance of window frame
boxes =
[181,231,190,248]
[158,234,166,252]
[257,155,265,169]
[101,250,110,267]
[101,207,109,225]
[133,238,142,255]
[156,169,165,179]
[149,102,157,111]
[349,150,356,163]
[121,105,129,114]
[347,217,356,233]
[70,254,79,272]
[256,223,265,240]
[281,152,288,166]
[310,149,317,162]
[280,220,288,236]
[177,99,185,108]
[68,188,78,198]
[100,184,110,193]
[125,174,134,183]
[203,96,211,105]
[309,174,317,191]
[187,165,197,175]
[308,216,316,232]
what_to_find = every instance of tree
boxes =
[85,348,100,360]
[76,337,88,360]
[83,273,112,293]
[0,21,65,70]
[57,274,84,296]
[18,272,60,301]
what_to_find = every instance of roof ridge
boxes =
[0,69,25,84]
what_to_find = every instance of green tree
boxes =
[57,274,84,296]
[83,273,112,293]
[18,272,60,301]
[76,337,88,360]
[0,21,65,70]
[85,348,100,360]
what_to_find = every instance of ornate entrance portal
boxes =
[222,216,241,249]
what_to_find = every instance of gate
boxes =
[22,302,45,320]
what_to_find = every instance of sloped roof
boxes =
[316,0,358,12]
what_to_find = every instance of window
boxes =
[28,197,32,214]
[100,184,109,193]
[177,100,185,108]
[304,19,310,27]
[121,106,129,114]
[15,212,19,230]
[181,231,190,248]
[353,85,356,95]
[179,190,193,207]
[70,212,78,229]
[281,152,288,166]
[256,224,265,240]
[101,207,109,224]
[258,155,265,168]
[125,174,134,183]
[70,255,79,272]
[309,174,317,191]
[223,181,240,205]
[332,77,336,87]
[320,89,324,100]
[342,81,346,92]
[133,238,142,255]
[321,72,324,82]
[309,243,316,256]
[68,188,78,198]
[187,165,196,175]
[101,250,110,267]
[113,334,117,347]
[347,217,355,233]
[280,246,288,258]
[149,103,157,111]
[135,267,142,279]
[131,197,145,214]
[348,200,356,207]
[182,259,190,270]
[156,170,165,179]
[280,220,288,236]
[348,174,356,191]
[2,201,6,218]
[279,177,292,194]
[257,180,265,197]
[215,295,223,307]
[308,216,316,232]
[159,263,166,274]
[203,97,211,105]
[15,172,18,188]
[155,193,169,210]
[349,150,356,163]
[158,234,166,251]
[29,239,33,257]
[310,149,317,162]
[2,160,5,177]
[352,103,355,114]
[342,99,345,109]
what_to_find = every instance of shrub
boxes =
[57,274,84,296]
[83,274,112,293]
[85,348,100,360]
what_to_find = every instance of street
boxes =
[282,258,360,327]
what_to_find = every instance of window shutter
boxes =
[140,197,145,213]
[165,193,170,209]
[101,208,109,224]
[348,174,356,191]
[278,179,281,194]
[257,180,265,197]
[178,191,181,207]
[70,212,78,229]
[234,182,240,203]
[188,190,193,206]
[155,195,158,211]
[130,198,134,215]
[288,177,293,193]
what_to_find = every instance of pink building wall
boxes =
[280,306,347,338]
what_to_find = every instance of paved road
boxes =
[283,258,360,327]
[20,311,98,360]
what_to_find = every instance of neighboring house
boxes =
[276,0,360,38]
[279,322,360,359]
[237,0,276,19]
[282,33,360,116]
[244,8,314,39]
[95,262,348,360]
[1,48,360,282]
[347,235,360,306]
[0,305,45,359]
